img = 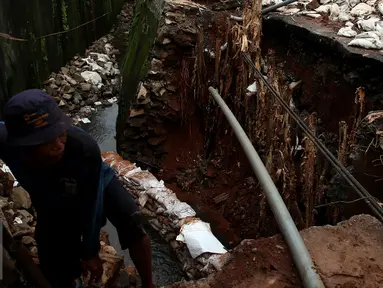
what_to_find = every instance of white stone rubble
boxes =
[262,0,383,51]
[42,34,122,125]
[338,26,358,37]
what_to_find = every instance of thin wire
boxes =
[35,13,108,40]
[315,197,369,208]
[241,52,383,222]
[0,13,108,42]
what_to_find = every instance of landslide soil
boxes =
[170,214,383,288]
[154,2,277,248]
[157,109,278,249]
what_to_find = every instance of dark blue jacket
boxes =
[0,122,115,260]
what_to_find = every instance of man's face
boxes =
[24,132,68,165]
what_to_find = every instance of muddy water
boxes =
[83,104,184,286]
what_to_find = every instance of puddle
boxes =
[83,104,184,286]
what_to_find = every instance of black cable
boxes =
[242,52,383,222]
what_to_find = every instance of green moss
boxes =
[118,0,165,138]
[61,1,69,31]
[40,38,49,63]
[104,0,113,15]
[20,28,28,39]
[52,0,57,20]
[57,37,63,56]
[29,32,36,47]
[40,38,46,52]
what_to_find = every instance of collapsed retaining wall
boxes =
[0,0,124,115]
[116,0,383,242]
[102,152,230,280]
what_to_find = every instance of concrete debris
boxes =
[379,0,383,15]
[348,34,383,49]
[338,26,358,37]
[81,71,103,87]
[107,97,118,104]
[42,34,121,123]
[350,3,374,16]
[262,0,383,51]
[80,118,91,124]
[345,21,354,27]
[357,17,380,31]
[102,152,229,280]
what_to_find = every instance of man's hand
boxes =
[82,255,104,284]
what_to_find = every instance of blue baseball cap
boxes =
[4,89,72,146]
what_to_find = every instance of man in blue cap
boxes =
[0,89,154,287]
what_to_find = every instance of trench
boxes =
[83,105,184,286]
[3,0,383,286]
[116,0,383,263]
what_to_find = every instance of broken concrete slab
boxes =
[263,14,383,63]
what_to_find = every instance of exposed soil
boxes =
[123,0,383,248]
[157,113,264,247]
[116,1,383,286]
[170,214,383,288]
[261,14,383,219]
[262,14,383,134]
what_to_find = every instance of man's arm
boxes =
[80,143,103,261]
[129,232,154,288]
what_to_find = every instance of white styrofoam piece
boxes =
[176,220,227,258]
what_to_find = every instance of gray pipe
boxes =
[208,87,325,288]
[262,0,299,14]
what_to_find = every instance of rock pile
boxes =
[263,0,383,50]
[43,34,120,125]
[0,161,124,287]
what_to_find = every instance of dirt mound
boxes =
[170,214,383,288]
